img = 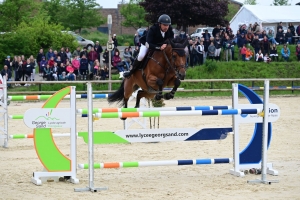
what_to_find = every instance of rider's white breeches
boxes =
[137,44,148,61]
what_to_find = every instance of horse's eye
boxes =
[172,55,176,59]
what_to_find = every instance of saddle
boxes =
[139,49,155,70]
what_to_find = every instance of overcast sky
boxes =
[96,0,297,8]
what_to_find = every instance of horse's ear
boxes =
[169,38,175,47]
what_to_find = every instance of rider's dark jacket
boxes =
[146,23,174,50]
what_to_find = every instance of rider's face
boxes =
[160,24,169,32]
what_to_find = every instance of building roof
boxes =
[230,5,300,24]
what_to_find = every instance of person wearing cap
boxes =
[123,14,174,78]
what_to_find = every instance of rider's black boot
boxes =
[123,60,142,78]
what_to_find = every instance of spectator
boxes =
[285,29,293,44]
[275,29,285,44]
[65,47,72,61]
[80,47,88,58]
[79,54,89,80]
[296,43,300,62]
[212,25,220,38]
[133,46,139,60]
[36,48,45,77]
[252,22,260,35]
[93,59,100,76]
[53,50,58,59]
[112,34,118,56]
[73,46,81,58]
[52,62,58,80]
[72,55,80,77]
[202,30,211,63]
[281,44,290,62]
[245,48,253,61]
[29,55,36,82]
[1,65,12,86]
[239,24,247,35]
[99,65,109,80]
[179,31,187,39]
[234,30,241,44]
[245,31,254,44]
[270,44,279,62]
[237,33,247,60]
[112,51,124,78]
[262,36,270,55]
[58,47,67,64]
[40,56,47,77]
[196,41,204,65]
[259,30,268,40]
[24,58,33,85]
[263,53,271,63]
[94,41,103,61]
[21,55,27,82]
[240,44,247,61]
[296,24,300,37]
[48,56,55,68]
[214,35,222,61]
[224,36,233,62]
[46,48,55,61]
[123,48,132,71]
[252,35,261,60]
[188,40,198,67]
[102,49,110,68]
[66,63,75,80]
[247,23,253,32]
[128,46,134,63]
[267,30,279,45]
[277,22,283,32]
[57,62,67,80]
[288,23,296,43]
[4,56,12,71]
[256,50,264,62]
[43,64,53,81]
[55,55,62,68]
[88,47,98,74]
[208,41,216,61]
[225,24,232,35]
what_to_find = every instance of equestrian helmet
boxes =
[158,14,171,25]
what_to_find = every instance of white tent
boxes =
[230,5,300,34]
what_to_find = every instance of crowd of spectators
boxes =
[183,22,300,67]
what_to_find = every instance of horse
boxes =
[108,37,188,111]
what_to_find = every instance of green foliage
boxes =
[0,14,77,60]
[244,0,257,5]
[81,32,135,46]
[120,0,148,29]
[225,3,240,22]
[0,0,40,32]
[42,0,105,33]
[204,60,218,73]
[272,0,290,5]
[151,99,165,107]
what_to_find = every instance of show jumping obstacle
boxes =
[0,78,280,191]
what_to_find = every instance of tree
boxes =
[243,0,256,5]
[139,0,230,32]
[120,0,148,29]
[0,0,40,32]
[42,0,67,25]
[225,3,240,22]
[272,0,290,5]
[64,0,105,33]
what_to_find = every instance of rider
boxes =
[123,14,174,78]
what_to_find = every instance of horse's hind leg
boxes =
[164,78,181,100]
[135,90,154,108]
[121,78,135,120]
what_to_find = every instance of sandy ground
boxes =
[0,96,299,200]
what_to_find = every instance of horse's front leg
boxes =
[164,78,181,100]
[155,78,164,100]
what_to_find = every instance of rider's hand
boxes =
[160,44,167,50]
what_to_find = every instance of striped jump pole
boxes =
[10,133,71,139]
[78,158,233,169]
[8,94,110,101]
[78,105,232,115]
[93,109,262,119]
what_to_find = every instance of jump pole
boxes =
[74,82,108,192]
[248,80,279,184]
[0,75,8,148]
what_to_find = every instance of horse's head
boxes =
[169,37,188,80]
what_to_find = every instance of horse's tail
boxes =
[108,80,125,105]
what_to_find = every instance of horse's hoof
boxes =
[155,94,163,100]
[120,117,127,121]
[163,93,174,100]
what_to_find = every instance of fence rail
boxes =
[6,79,300,95]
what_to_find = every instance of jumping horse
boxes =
[108,37,188,111]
